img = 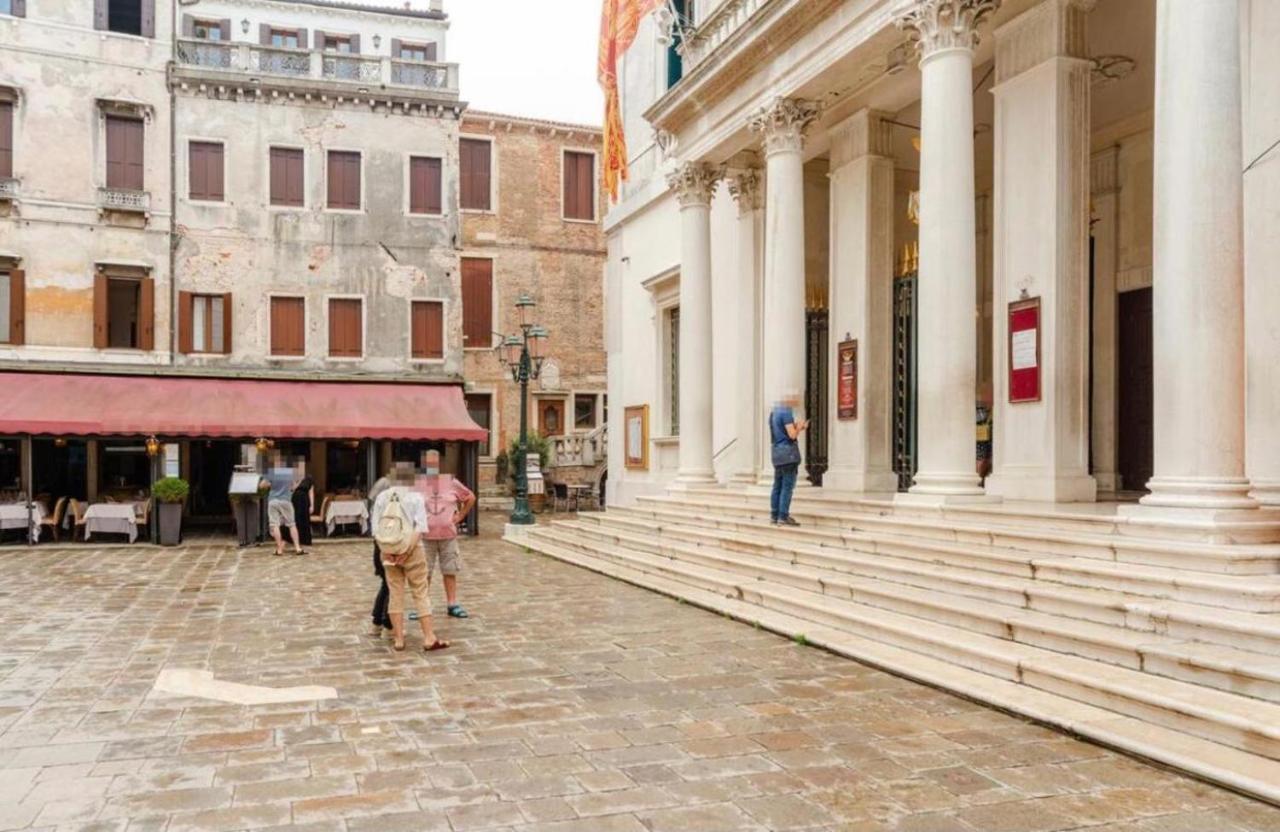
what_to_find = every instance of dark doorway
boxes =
[189,440,239,521]
[32,439,89,502]
[805,308,829,485]
[892,274,919,492]
[1117,287,1153,493]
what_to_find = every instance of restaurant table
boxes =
[83,503,139,543]
[0,502,44,543]
[325,499,369,536]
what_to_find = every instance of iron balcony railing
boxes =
[175,38,461,95]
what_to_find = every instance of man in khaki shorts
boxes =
[415,450,475,619]
[262,453,306,556]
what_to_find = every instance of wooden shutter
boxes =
[181,14,194,36]
[349,34,361,54]
[138,277,154,351]
[328,298,361,358]
[219,18,231,40]
[94,0,108,31]
[7,269,23,346]
[412,300,443,359]
[10,0,25,17]
[312,29,325,48]
[189,141,224,201]
[140,0,155,38]
[106,117,144,191]
[178,290,193,354]
[460,139,491,211]
[425,42,438,61]
[564,151,595,220]
[259,23,271,45]
[221,292,233,354]
[461,258,492,348]
[410,157,441,214]
[0,102,12,179]
[270,147,303,206]
[390,38,401,57]
[93,273,108,349]
[327,151,359,210]
[271,297,304,356]
[296,28,308,49]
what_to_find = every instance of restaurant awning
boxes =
[0,372,488,441]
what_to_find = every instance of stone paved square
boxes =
[0,516,1277,831]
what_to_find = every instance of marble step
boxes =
[628,499,1280,611]
[587,509,1280,655]
[511,529,1280,806]
[526,524,1280,765]
[557,519,1280,701]
[642,490,1280,574]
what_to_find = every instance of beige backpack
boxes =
[374,491,415,556]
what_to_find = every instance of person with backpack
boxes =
[769,391,808,526]
[371,463,449,652]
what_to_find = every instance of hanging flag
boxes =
[599,0,660,203]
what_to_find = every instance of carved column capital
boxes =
[895,0,1001,58]
[726,168,763,214]
[666,161,723,207]
[748,97,820,156]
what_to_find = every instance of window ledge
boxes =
[410,357,446,365]
[562,217,598,225]
[460,208,496,215]
[323,207,365,215]
[326,356,364,362]
[268,354,307,362]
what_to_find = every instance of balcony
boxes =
[0,177,17,201]
[98,187,150,215]
[174,39,461,101]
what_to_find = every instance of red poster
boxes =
[837,339,857,420]
[1008,298,1041,403]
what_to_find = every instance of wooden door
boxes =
[540,399,565,437]
[1117,287,1153,493]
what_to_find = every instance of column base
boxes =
[903,471,995,503]
[1092,471,1118,495]
[1249,479,1280,507]
[729,470,761,485]
[1138,476,1257,510]
[671,471,719,490]
[1116,502,1280,545]
[984,470,1098,503]
[823,466,898,494]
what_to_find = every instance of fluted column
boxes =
[750,97,819,433]
[667,162,722,485]
[1137,0,1253,513]
[896,0,998,501]
[727,164,765,484]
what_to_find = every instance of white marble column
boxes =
[1089,147,1120,495]
[1136,0,1254,513]
[750,98,819,429]
[667,161,722,485]
[727,164,765,484]
[895,0,998,501]
[985,0,1096,503]
[1244,0,1280,506]
[825,109,898,493]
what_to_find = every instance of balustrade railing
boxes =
[98,187,150,213]
[0,177,18,200]
[549,425,609,468]
[323,54,382,83]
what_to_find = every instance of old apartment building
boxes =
[0,0,489,522]
[457,112,607,495]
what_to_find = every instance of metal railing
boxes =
[174,38,460,95]
[98,187,150,213]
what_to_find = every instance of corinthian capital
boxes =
[726,168,763,213]
[748,97,820,156]
[895,0,1001,58]
[666,162,723,207]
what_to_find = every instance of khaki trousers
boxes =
[384,544,431,617]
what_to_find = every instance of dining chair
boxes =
[67,498,88,541]
[40,496,68,543]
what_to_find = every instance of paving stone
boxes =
[737,794,836,829]
[637,802,763,831]
[566,785,676,817]
[445,801,526,830]
[165,803,292,832]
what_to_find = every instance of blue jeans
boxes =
[771,463,799,521]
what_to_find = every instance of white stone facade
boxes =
[603,0,1280,530]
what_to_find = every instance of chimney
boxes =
[430,0,444,12]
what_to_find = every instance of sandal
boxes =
[447,605,469,619]
[294,549,309,556]
[424,640,450,652]
[393,637,406,651]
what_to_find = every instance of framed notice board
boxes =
[1008,297,1041,403]
[837,339,858,420]
[624,405,649,470]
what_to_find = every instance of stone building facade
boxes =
[457,111,607,498]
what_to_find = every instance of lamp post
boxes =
[497,294,548,525]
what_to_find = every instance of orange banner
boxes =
[599,0,660,203]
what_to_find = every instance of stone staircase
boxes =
[508,485,1280,805]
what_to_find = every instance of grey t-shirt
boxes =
[264,468,294,502]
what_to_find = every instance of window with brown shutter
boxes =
[188,141,224,202]
[105,116,144,191]
[0,102,12,179]
[269,28,301,48]
[563,151,596,221]
[0,269,23,346]
[1,2,27,19]
[459,138,492,211]
[180,293,227,353]
[322,34,352,53]
[189,18,223,40]
[326,150,361,210]
[95,275,150,350]
[270,296,305,356]
[409,156,442,215]
[99,0,152,37]
[411,300,444,359]
[328,298,362,358]
[269,147,304,207]
[460,258,493,349]
[396,41,436,61]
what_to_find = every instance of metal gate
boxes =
[892,274,918,492]
[805,309,829,486]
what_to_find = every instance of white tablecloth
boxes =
[0,503,44,543]
[83,503,138,543]
[325,500,369,536]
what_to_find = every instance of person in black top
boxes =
[291,474,315,546]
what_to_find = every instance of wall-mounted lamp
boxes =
[240,18,250,34]
[372,34,382,49]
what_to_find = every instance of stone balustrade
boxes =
[550,425,608,469]
[97,187,150,215]
[679,0,774,72]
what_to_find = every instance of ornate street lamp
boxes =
[496,297,549,525]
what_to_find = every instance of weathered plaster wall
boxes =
[173,93,462,376]
[0,1,173,364]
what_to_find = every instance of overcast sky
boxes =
[370,0,605,126]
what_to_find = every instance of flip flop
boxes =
[447,605,469,619]
[424,640,450,652]
[294,550,310,556]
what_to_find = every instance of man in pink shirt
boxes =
[415,449,476,619]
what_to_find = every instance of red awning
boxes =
[0,372,488,441]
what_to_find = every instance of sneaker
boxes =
[408,611,420,621]
[781,516,801,527]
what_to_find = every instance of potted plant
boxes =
[507,433,552,512]
[152,476,190,546]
